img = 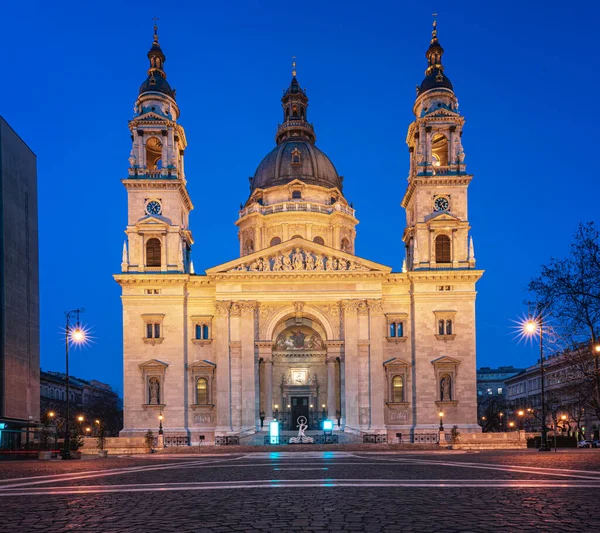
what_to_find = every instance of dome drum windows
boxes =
[270,237,282,246]
[313,236,325,245]
[290,148,302,166]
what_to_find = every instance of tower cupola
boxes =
[417,19,453,96]
[139,24,176,99]
[276,60,315,145]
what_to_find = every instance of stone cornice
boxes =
[209,271,389,282]
[122,178,194,212]
[408,270,484,282]
[401,174,473,208]
[114,274,190,286]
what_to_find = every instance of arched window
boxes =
[292,190,302,198]
[145,136,163,170]
[445,320,453,335]
[341,238,350,252]
[291,234,302,239]
[202,325,209,339]
[438,320,445,336]
[313,236,325,245]
[392,376,404,403]
[196,377,208,404]
[292,104,299,118]
[397,322,404,337]
[435,235,451,263]
[146,238,161,267]
[431,133,448,167]
[389,323,396,337]
[270,237,281,246]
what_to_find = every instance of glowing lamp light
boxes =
[48,412,55,418]
[509,421,515,428]
[560,415,567,421]
[524,321,537,334]
[77,416,84,422]
[438,411,444,418]
[158,414,163,421]
[85,427,91,433]
[594,344,600,353]
[518,410,524,416]
[322,404,326,409]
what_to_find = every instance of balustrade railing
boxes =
[239,201,355,219]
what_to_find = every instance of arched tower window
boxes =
[313,236,325,245]
[196,377,208,404]
[292,104,299,118]
[146,137,163,170]
[245,239,254,255]
[392,376,404,402]
[270,237,282,246]
[435,234,451,263]
[431,133,449,168]
[146,238,161,267]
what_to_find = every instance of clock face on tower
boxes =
[433,196,449,212]
[146,200,162,216]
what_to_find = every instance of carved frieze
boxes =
[228,248,369,273]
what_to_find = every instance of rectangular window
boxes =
[397,322,404,337]
[146,323,153,338]
[389,323,396,337]
[195,324,202,339]
[497,387,503,394]
[154,323,161,338]
[202,325,209,339]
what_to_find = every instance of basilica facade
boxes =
[116,22,483,443]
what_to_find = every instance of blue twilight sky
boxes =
[2,0,598,395]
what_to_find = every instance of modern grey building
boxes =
[0,116,39,432]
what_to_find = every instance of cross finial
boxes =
[431,11,438,40]
[292,56,297,77]
[153,17,159,42]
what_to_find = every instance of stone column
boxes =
[214,301,231,435]
[367,299,386,432]
[333,224,341,250]
[325,340,343,422]
[256,342,274,422]
[326,357,336,420]
[341,300,360,432]
[239,301,258,433]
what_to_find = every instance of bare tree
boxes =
[529,222,600,423]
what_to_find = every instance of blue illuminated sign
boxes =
[269,420,279,444]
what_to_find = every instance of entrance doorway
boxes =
[291,396,309,430]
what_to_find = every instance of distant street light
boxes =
[519,312,550,451]
[63,308,88,460]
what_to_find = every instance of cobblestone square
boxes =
[0,450,599,532]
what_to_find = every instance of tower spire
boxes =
[292,56,297,78]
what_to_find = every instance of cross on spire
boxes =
[292,56,297,77]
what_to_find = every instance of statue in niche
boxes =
[149,377,160,405]
[315,255,325,270]
[281,373,290,386]
[282,254,293,271]
[308,373,318,385]
[305,252,315,270]
[272,255,282,271]
[440,375,452,401]
[292,248,304,270]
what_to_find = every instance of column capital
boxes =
[214,300,231,316]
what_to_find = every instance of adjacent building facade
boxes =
[0,117,39,431]
[116,22,483,443]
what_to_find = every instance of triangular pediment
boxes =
[425,212,461,223]
[431,356,461,366]
[383,357,411,368]
[189,359,216,371]
[205,237,392,274]
[136,214,172,228]
[139,358,169,370]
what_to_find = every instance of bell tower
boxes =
[401,20,475,271]
[121,24,194,273]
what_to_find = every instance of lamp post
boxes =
[499,412,504,432]
[517,409,525,430]
[522,313,550,452]
[439,411,444,431]
[63,309,87,460]
[158,413,164,435]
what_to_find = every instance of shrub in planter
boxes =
[145,429,155,453]
[97,424,108,457]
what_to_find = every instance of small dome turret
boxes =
[139,24,176,99]
[417,19,453,96]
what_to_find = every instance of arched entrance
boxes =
[272,321,326,430]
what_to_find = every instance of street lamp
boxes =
[499,412,504,431]
[439,411,444,431]
[509,421,515,431]
[521,313,550,451]
[158,413,164,435]
[517,409,525,430]
[63,308,87,460]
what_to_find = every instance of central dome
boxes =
[251,140,342,191]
